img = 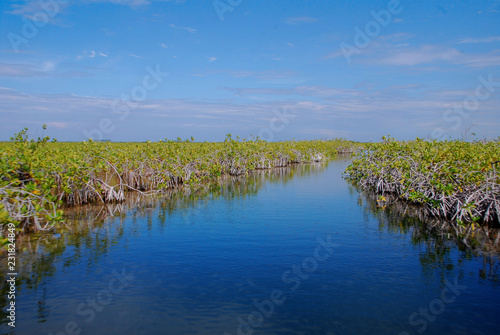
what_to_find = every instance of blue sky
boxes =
[0,0,499,142]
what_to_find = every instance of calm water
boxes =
[1,159,499,335]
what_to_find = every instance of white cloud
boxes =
[77,50,109,60]
[8,0,182,18]
[223,86,361,99]
[84,0,162,7]
[7,0,67,22]
[285,17,319,25]
[47,122,70,129]
[188,70,298,81]
[208,57,217,62]
[375,45,500,68]
[42,61,55,72]
[1,83,499,141]
[169,23,197,33]
[323,50,344,60]
[378,45,462,66]
[0,61,56,77]
[457,51,500,67]
[326,38,500,68]
[458,36,500,44]
[102,28,116,37]
[324,33,416,60]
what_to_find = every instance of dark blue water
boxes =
[1,159,499,335]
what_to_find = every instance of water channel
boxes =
[1,158,499,335]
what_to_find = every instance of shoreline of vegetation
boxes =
[344,137,500,227]
[356,188,500,255]
[0,128,358,236]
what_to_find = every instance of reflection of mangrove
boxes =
[62,163,328,225]
[0,163,328,328]
[353,184,500,283]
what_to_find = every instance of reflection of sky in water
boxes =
[2,159,500,335]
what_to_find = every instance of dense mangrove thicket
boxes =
[344,137,500,227]
[0,128,357,234]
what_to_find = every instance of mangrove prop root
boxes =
[1,137,360,233]
[345,139,500,226]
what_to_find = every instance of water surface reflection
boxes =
[1,160,499,335]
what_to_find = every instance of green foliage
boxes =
[1,127,359,233]
[345,137,500,226]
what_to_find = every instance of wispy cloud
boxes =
[8,0,181,16]
[1,82,499,141]
[0,60,100,78]
[457,51,500,67]
[84,0,160,7]
[7,0,68,24]
[285,17,318,25]
[377,45,461,66]
[77,50,109,60]
[323,33,415,60]
[223,86,361,98]
[7,0,45,18]
[0,61,56,77]
[458,36,500,44]
[46,121,70,129]
[220,84,500,123]
[189,69,297,80]
[169,23,197,33]
[102,28,116,36]
[326,37,500,68]
[208,57,217,62]
[230,70,297,80]
[374,45,500,68]
[323,50,344,60]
